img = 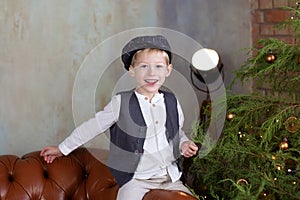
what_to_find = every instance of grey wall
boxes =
[0,0,252,156]
[158,0,252,92]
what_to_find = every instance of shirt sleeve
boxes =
[58,94,121,155]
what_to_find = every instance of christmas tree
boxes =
[187,4,300,200]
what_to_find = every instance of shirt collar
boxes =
[134,91,164,103]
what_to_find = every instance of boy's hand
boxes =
[40,146,63,164]
[181,141,198,158]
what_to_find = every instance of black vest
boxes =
[108,90,180,187]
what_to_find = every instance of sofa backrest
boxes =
[0,148,118,200]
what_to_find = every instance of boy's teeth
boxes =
[146,79,156,83]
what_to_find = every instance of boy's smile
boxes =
[145,78,158,86]
[129,49,172,100]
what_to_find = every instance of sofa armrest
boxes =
[143,189,197,200]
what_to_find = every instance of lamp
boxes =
[190,48,224,123]
[190,48,224,91]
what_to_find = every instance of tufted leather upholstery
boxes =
[0,148,196,200]
[0,148,118,200]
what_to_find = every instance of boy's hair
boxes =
[121,35,172,70]
[130,48,170,67]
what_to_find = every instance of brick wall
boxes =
[250,0,298,99]
[251,0,297,45]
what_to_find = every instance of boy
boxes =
[41,35,198,200]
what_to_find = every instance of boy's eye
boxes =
[135,64,166,71]
[140,65,149,68]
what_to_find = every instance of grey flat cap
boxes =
[121,35,172,70]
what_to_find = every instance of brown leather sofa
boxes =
[0,148,197,200]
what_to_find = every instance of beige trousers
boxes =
[116,174,192,200]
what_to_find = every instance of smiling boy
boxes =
[41,35,198,200]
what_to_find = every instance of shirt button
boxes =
[155,121,159,124]
[145,97,148,101]
[152,104,156,107]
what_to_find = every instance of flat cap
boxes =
[121,35,172,70]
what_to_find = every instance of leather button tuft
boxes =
[8,173,14,182]
[84,172,89,179]
[43,170,49,179]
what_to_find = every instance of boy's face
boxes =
[129,49,172,99]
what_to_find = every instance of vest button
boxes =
[134,150,139,154]
[139,128,144,132]
[136,138,142,144]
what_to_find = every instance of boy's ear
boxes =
[128,65,135,77]
[165,64,173,77]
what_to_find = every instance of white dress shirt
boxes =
[59,91,189,182]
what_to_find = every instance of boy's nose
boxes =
[147,66,156,74]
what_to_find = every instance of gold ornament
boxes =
[279,138,289,150]
[284,116,300,133]
[236,178,249,186]
[265,50,276,63]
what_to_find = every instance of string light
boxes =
[226,113,235,121]
[276,164,282,171]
